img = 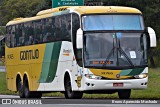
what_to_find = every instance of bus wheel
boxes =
[17,81,25,98]
[118,89,131,99]
[23,77,31,98]
[64,76,83,99]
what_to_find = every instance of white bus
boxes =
[4,6,156,99]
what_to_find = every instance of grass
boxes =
[0,72,16,95]
[131,68,160,99]
[0,68,160,99]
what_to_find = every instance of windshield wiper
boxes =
[103,37,115,66]
[118,47,135,68]
[103,47,115,67]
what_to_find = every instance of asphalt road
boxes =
[0,104,160,107]
[0,95,159,107]
[0,66,5,72]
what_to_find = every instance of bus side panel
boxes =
[6,65,13,91]
[57,41,80,91]
[37,41,80,91]
[37,42,62,91]
[5,46,16,91]
[5,44,46,91]
[31,63,44,91]
[28,44,46,91]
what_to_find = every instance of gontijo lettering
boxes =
[20,49,39,60]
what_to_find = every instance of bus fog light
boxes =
[134,73,148,79]
[85,74,102,80]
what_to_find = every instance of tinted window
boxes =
[43,18,53,42]
[34,20,43,44]
[10,26,15,47]
[83,15,144,31]
[72,13,82,66]
[54,14,71,41]
[6,13,72,48]
[6,26,11,47]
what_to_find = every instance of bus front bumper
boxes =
[83,77,148,90]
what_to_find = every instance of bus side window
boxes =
[18,24,24,46]
[43,18,53,42]
[64,14,71,41]
[60,14,71,41]
[6,26,11,48]
[52,17,56,41]
[15,25,19,46]
[10,25,15,48]
[23,22,34,45]
[54,16,61,41]
[72,13,82,66]
[34,20,43,44]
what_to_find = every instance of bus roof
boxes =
[71,6,141,14]
[6,6,142,26]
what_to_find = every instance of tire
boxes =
[64,76,83,99]
[23,77,32,98]
[23,77,42,98]
[17,81,25,98]
[118,89,131,99]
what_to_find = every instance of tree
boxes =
[0,26,5,35]
[0,0,50,26]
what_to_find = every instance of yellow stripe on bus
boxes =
[90,69,130,79]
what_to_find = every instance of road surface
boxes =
[0,95,159,107]
[0,66,5,72]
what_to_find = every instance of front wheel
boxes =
[118,89,131,99]
[64,76,83,99]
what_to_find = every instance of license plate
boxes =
[113,83,123,87]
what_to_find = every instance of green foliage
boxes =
[0,26,5,35]
[0,0,50,25]
[0,72,16,95]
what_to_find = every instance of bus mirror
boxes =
[76,28,83,49]
[147,27,156,47]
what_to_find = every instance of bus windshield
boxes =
[84,32,147,69]
[82,14,144,31]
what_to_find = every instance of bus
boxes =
[4,6,156,99]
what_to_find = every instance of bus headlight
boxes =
[134,73,148,79]
[85,74,102,80]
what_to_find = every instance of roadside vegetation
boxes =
[0,68,160,99]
